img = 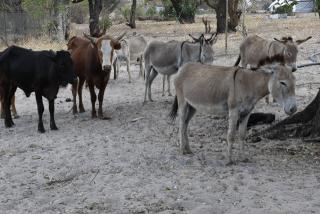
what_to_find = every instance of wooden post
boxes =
[225,0,228,54]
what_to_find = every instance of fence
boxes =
[0,10,70,43]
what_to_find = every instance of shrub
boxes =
[146,5,157,17]
[120,4,131,21]
[70,4,86,24]
[99,16,112,31]
[274,1,298,14]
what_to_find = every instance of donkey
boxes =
[234,35,312,71]
[169,56,297,164]
[143,33,217,103]
[114,34,148,82]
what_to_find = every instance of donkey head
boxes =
[258,55,297,115]
[188,33,217,64]
[273,36,312,72]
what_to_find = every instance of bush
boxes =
[70,4,86,24]
[274,1,298,14]
[159,0,176,18]
[316,0,320,17]
[120,4,131,21]
[99,16,112,31]
[146,5,157,17]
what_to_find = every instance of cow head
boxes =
[54,50,77,86]
[273,36,312,72]
[84,32,126,76]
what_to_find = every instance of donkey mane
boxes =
[256,54,285,68]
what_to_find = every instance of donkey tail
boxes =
[169,96,178,122]
[234,54,241,66]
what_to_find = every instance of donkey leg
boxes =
[238,113,250,162]
[72,78,78,114]
[179,102,196,155]
[78,78,85,113]
[167,75,172,96]
[143,65,152,104]
[126,58,132,83]
[147,69,158,102]
[162,75,165,97]
[226,109,238,165]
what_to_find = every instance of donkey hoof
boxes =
[13,115,20,119]
[182,149,193,155]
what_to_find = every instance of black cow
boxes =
[0,46,76,133]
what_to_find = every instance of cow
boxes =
[67,32,126,119]
[143,33,217,103]
[0,49,19,119]
[234,35,312,71]
[0,46,76,133]
[114,34,148,82]
[169,55,297,164]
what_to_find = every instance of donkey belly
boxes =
[152,65,178,75]
[188,100,229,116]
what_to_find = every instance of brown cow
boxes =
[67,33,125,118]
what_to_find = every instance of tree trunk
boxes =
[127,0,136,29]
[228,0,241,31]
[216,0,226,33]
[170,0,196,24]
[252,89,320,140]
[88,0,102,37]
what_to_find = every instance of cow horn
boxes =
[83,33,97,44]
[96,35,114,46]
[206,32,217,42]
[116,31,127,41]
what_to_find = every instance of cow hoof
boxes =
[182,149,193,155]
[73,108,78,114]
[226,160,235,166]
[38,128,46,133]
[79,109,85,113]
[240,157,250,163]
[50,125,58,130]
[13,115,20,119]
[168,93,172,97]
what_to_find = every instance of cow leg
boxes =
[238,113,250,162]
[167,75,172,96]
[88,82,97,118]
[147,68,158,102]
[72,78,78,114]
[4,84,14,127]
[179,102,196,155]
[226,109,239,165]
[97,84,106,118]
[35,92,45,133]
[49,99,58,130]
[126,58,131,83]
[78,78,85,113]
[11,95,19,118]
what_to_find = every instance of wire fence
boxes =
[0,10,70,43]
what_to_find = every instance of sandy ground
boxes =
[1,14,320,214]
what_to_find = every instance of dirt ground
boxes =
[1,13,320,214]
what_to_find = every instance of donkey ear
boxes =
[296,36,312,45]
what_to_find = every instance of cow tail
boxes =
[234,54,241,66]
[169,96,178,122]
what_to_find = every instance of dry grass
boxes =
[1,13,319,56]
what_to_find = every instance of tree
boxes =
[127,0,136,28]
[205,0,241,33]
[252,89,320,142]
[72,0,119,37]
[170,0,198,24]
